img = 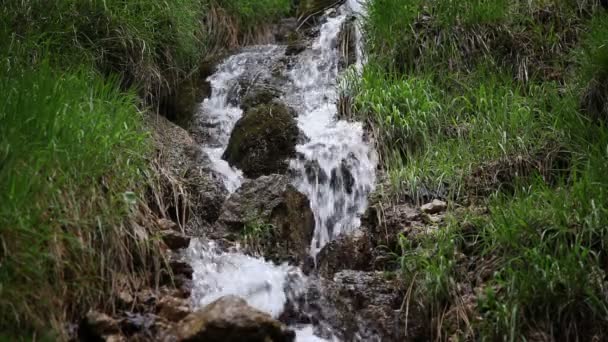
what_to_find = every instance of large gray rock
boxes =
[222,102,299,178]
[219,174,315,263]
[150,115,228,231]
[299,271,425,341]
[315,229,373,278]
[172,296,295,342]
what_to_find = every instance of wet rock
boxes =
[303,159,328,185]
[158,58,218,127]
[285,31,308,56]
[160,230,191,250]
[149,115,228,232]
[420,199,447,214]
[158,296,191,322]
[337,17,358,70]
[219,174,315,263]
[79,310,120,340]
[315,229,372,278]
[171,295,295,342]
[240,86,282,112]
[222,102,299,178]
[169,260,194,280]
[329,159,355,194]
[304,271,425,341]
[119,312,162,338]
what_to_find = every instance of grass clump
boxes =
[0,0,295,337]
[2,0,204,97]
[0,59,157,335]
[353,0,608,339]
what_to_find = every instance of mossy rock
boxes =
[240,86,282,112]
[223,102,299,178]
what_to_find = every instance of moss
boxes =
[223,102,298,178]
[240,87,282,112]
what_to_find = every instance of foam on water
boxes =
[286,4,376,256]
[196,46,284,192]
[188,240,305,318]
[189,2,374,340]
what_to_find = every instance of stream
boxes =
[188,1,376,340]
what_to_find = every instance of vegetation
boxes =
[0,0,292,338]
[348,0,608,339]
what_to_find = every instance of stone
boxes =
[302,271,425,341]
[149,115,228,232]
[315,229,373,278]
[222,102,299,178]
[79,310,120,340]
[160,230,191,250]
[218,174,314,263]
[172,295,295,342]
[105,335,126,342]
[158,218,178,231]
[240,86,282,112]
[158,296,191,322]
[169,260,194,279]
[117,290,134,307]
[420,199,447,214]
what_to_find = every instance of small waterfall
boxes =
[286,3,376,256]
[195,46,284,193]
[189,2,374,340]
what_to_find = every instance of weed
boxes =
[357,0,608,339]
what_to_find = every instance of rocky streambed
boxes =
[76,1,451,341]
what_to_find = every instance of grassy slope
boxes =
[0,0,290,338]
[351,0,608,339]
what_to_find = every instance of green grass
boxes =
[0,58,151,334]
[221,0,291,28]
[2,0,205,96]
[0,0,294,337]
[1,0,293,97]
[354,0,608,339]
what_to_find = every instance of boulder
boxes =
[420,199,447,214]
[79,310,120,341]
[219,174,315,263]
[301,271,425,341]
[315,229,372,278]
[160,229,191,250]
[172,296,295,342]
[337,17,358,70]
[240,86,283,112]
[222,102,299,178]
[362,202,427,253]
[149,115,228,231]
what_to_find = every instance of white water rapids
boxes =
[188,1,376,340]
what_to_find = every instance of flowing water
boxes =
[189,1,375,340]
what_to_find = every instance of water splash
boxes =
[188,239,305,318]
[286,4,376,257]
[195,46,284,192]
[189,2,374,340]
